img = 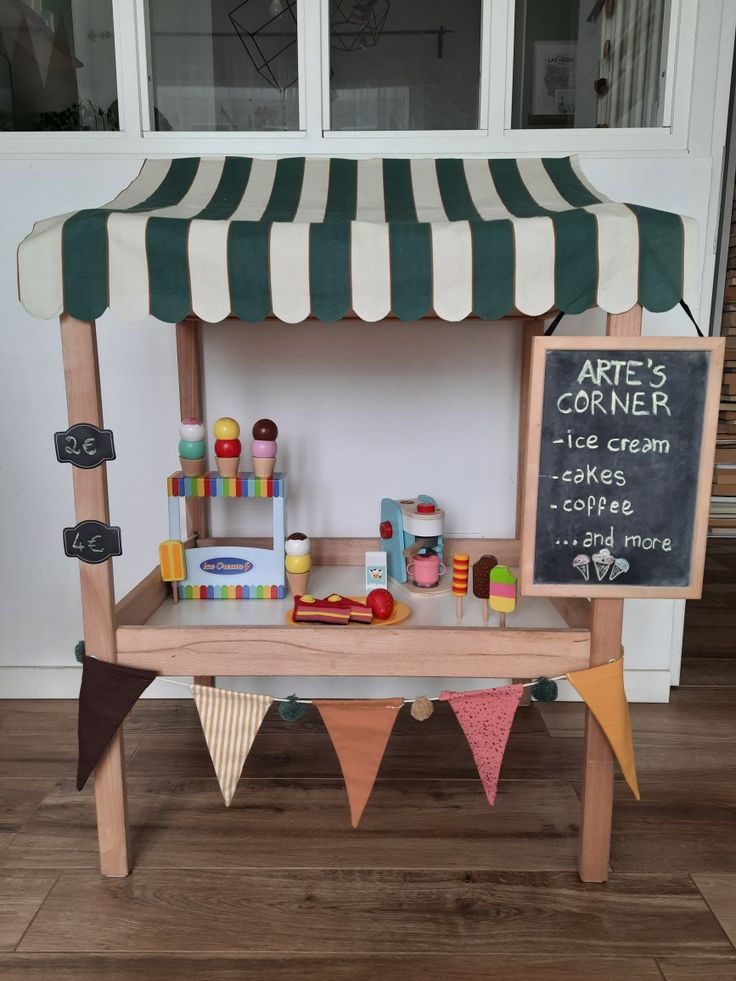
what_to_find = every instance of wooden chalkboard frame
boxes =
[520,336,724,600]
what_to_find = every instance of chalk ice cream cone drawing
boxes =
[609,557,630,582]
[573,554,590,581]
[592,548,615,582]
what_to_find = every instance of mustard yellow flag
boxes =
[567,658,640,800]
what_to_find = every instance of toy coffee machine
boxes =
[380,496,446,588]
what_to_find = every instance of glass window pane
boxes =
[0,0,118,131]
[329,0,482,131]
[147,0,299,132]
[512,0,671,129]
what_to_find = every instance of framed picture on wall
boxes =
[532,41,577,116]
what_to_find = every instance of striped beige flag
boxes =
[192,685,273,806]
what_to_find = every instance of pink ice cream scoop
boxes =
[251,439,277,458]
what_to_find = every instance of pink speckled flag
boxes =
[440,685,524,806]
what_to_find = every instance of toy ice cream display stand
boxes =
[24,154,722,884]
[164,416,286,600]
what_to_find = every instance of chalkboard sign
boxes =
[54,424,115,469]
[63,520,122,564]
[520,337,723,599]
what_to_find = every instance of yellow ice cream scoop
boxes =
[285,553,312,574]
[213,416,240,440]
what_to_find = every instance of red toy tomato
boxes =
[214,438,242,458]
[366,588,394,620]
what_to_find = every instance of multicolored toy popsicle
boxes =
[178,417,205,476]
[213,417,241,478]
[159,539,187,604]
[472,554,497,623]
[252,418,278,478]
[489,565,517,629]
[452,553,469,620]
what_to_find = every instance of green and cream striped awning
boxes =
[17,155,697,324]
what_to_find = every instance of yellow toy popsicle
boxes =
[159,540,187,604]
[489,565,517,628]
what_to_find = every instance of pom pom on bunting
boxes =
[410,696,434,721]
[531,677,558,702]
[279,694,307,722]
[75,640,86,664]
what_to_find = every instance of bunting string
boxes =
[157,672,580,700]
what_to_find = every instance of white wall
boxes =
[1,0,734,700]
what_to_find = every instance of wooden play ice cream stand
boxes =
[18,155,723,881]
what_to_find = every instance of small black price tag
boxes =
[63,521,122,564]
[54,424,115,469]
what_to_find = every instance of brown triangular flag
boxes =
[567,658,640,800]
[314,698,403,827]
[77,656,156,790]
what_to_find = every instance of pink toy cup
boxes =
[406,553,446,588]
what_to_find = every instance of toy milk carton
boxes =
[365,551,388,594]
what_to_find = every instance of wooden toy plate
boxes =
[285,597,411,627]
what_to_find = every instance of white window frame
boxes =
[0,0,699,158]
[319,0,492,143]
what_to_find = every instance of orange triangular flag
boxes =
[314,698,403,827]
[567,658,640,800]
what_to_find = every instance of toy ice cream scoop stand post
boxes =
[24,155,722,883]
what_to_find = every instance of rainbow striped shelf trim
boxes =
[167,471,285,498]
[178,584,286,600]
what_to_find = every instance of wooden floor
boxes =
[1,546,735,980]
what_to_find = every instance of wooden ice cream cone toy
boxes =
[216,455,240,477]
[285,533,311,596]
[253,456,275,477]
[178,418,206,477]
[286,571,310,594]
[213,417,241,479]
[252,419,278,479]
[180,456,204,476]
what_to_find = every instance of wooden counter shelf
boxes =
[114,543,592,678]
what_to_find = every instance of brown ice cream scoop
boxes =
[252,418,278,440]
[472,554,498,598]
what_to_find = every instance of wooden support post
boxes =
[515,319,545,705]
[176,319,209,542]
[578,304,642,882]
[516,318,546,538]
[578,598,623,881]
[60,315,130,877]
[176,319,214,689]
